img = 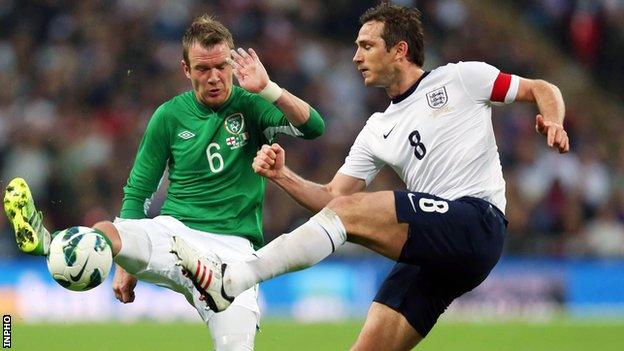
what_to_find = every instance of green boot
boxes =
[4,177,51,256]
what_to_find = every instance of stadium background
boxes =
[1,0,623,350]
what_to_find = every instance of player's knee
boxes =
[92,221,121,255]
[326,193,369,235]
[351,327,395,351]
[212,334,254,351]
[327,193,364,218]
[351,325,420,351]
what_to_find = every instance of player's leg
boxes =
[108,216,215,310]
[351,194,508,346]
[166,222,261,349]
[93,219,157,275]
[171,190,405,307]
[94,219,154,303]
[171,205,348,309]
[351,302,421,351]
[109,216,258,348]
[328,191,408,260]
[174,191,505,313]
[358,262,460,349]
[3,177,126,258]
[111,217,173,277]
[226,191,405,293]
[3,177,52,255]
[208,305,258,351]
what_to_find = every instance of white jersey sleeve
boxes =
[457,61,519,104]
[337,121,384,186]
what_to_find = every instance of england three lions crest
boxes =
[426,87,448,109]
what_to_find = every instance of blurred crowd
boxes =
[1,0,623,259]
[513,0,624,98]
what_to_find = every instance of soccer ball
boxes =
[46,226,113,291]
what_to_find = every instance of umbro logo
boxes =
[178,131,195,140]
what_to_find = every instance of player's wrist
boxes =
[259,81,282,103]
[272,166,293,184]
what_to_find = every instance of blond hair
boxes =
[182,15,234,65]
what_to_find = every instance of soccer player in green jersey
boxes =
[3,15,324,350]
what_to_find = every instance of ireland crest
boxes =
[224,113,245,135]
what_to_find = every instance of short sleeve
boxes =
[337,124,384,186]
[457,61,519,104]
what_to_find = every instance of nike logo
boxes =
[407,193,418,213]
[70,257,89,281]
[383,124,398,139]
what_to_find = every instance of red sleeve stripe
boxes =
[490,72,512,102]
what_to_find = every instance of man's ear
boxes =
[181,59,191,79]
[394,41,409,62]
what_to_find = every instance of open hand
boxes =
[535,114,569,153]
[227,48,270,93]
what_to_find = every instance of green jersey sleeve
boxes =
[250,93,325,143]
[120,104,171,219]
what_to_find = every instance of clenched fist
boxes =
[252,143,285,179]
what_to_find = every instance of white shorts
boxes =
[113,215,260,323]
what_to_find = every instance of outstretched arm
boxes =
[253,144,365,212]
[515,78,569,153]
[228,48,313,126]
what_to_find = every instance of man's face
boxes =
[182,42,233,108]
[353,21,397,87]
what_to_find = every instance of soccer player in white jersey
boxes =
[171,3,569,349]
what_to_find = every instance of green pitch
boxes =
[11,319,624,350]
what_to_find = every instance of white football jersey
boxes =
[338,61,520,213]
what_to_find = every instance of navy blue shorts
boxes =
[373,191,507,336]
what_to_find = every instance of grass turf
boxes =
[10,320,624,350]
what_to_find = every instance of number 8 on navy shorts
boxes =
[374,191,507,337]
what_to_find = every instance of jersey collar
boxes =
[391,71,430,104]
[191,86,237,115]
[191,93,214,115]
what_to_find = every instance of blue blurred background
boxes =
[1,0,624,323]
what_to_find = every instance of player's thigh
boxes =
[112,217,187,291]
[394,192,506,279]
[208,305,258,351]
[374,262,459,339]
[351,302,422,351]
[328,191,408,260]
[111,218,160,275]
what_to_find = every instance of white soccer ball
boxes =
[46,226,113,291]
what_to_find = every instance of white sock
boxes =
[224,207,347,296]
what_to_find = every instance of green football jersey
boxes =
[120,86,325,247]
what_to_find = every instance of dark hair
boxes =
[182,15,234,65]
[360,2,425,66]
